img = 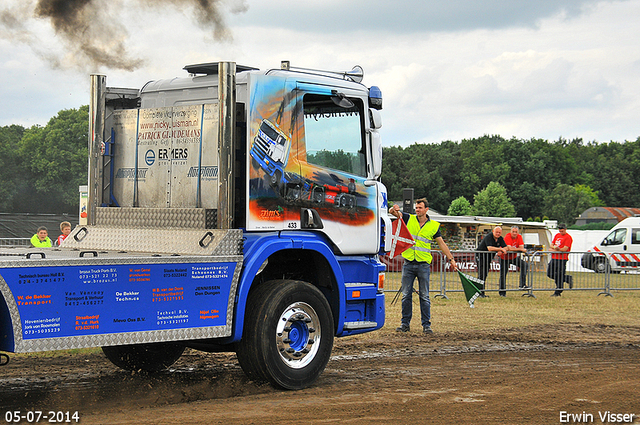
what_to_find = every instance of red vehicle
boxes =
[311,180,357,208]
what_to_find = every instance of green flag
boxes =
[458,271,484,308]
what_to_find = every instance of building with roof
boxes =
[574,207,640,226]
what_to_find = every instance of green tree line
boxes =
[381,135,640,225]
[0,106,88,214]
[2,107,639,225]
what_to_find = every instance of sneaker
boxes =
[551,293,562,297]
[520,285,530,290]
[423,327,433,334]
[499,293,506,297]
[396,325,410,332]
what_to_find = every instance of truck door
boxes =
[296,83,379,255]
[247,74,298,230]
[607,227,640,270]
[600,227,626,271]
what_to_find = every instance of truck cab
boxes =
[0,61,388,390]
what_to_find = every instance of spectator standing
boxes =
[548,223,573,296]
[497,225,530,296]
[476,227,508,288]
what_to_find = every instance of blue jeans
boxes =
[499,257,529,294]
[400,260,431,328]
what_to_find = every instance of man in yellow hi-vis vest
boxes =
[389,198,457,334]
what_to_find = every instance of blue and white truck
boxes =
[0,61,390,389]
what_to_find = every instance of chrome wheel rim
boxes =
[275,302,321,369]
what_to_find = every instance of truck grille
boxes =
[251,133,270,161]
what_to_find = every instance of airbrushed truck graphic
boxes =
[250,119,359,210]
[0,61,391,390]
[250,119,291,190]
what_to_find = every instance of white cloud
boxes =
[0,0,639,145]
[234,0,626,33]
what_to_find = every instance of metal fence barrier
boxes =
[382,250,640,298]
[0,238,31,247]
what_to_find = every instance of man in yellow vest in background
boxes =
[390,198,457,334]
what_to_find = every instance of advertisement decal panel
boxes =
[111,104,219,210]
[170,105,207,208]
[1,261,237,343]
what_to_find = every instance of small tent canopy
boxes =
[428,213,550,251]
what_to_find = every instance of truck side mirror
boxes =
[369,108,382,130]
[369,130,382,179]
[367,108,383,180]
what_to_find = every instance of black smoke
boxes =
[1,0,246,71]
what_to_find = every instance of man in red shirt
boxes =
[498,226,529,296]
[547,223,573,296]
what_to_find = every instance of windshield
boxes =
[604,228,627,245]
[303,94,366,177]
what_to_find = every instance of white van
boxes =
[581,217,640,273]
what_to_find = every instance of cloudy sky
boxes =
[1,0,639,147]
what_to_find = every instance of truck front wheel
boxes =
[236,280,334,390]
[102,342,185,372]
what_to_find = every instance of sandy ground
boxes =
[1,323,639,424]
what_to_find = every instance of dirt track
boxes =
[2,323,639,424]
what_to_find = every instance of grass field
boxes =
[381,275,640,334]
[384,269,640,294]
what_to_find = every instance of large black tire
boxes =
[236,280,334,390]
[102,342,185,372]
